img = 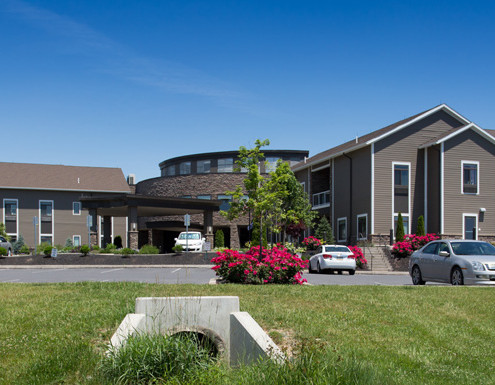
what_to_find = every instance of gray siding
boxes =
[426,146,441,233]
[374,110,464,235]
[443,130,495,237]
[0,189,127,247]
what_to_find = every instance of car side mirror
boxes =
[174,238,178,241]
[439,250,450,257]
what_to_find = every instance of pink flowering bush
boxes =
[211,245,308,285]
[302,236,321,250]
[347,245,367,268]
[392,233,439,257]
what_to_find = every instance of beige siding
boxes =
[426,146,441,233]
[443,130,495,237]
[374,110,464,235]
[333,146,371,242]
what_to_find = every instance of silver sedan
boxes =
[0,236,13,256]
[409,240,495,286]
[308,245,356,275]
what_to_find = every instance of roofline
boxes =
[292,104,471,172]
[419,123,495,148]
[0,186,131,193]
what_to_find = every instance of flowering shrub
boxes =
[347,245,367,268]
[302,236,321,250]
[211,245,308,285]
[392,233,439,257]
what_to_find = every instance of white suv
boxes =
[174,232,205,252]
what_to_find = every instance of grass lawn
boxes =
[0,283,494,384]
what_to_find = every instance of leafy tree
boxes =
[315,216,335,244]
[0,222,9,241]
[416,215,425,236]
[396,213,405,242]
[214,229,225,248]
[223,139,316,252]
[65,238,73,249]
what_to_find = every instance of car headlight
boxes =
[471,261,485,271]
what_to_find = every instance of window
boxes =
[312,191,330,208]
[197,195,211,200]
[265,157,280,173]
[218,195,232,211]
[357,214,367,240]
[181,195,192,199]
[218,158,233,172]
[40,236,53,245]
[394,165,409,187]
[437,242,449,254]
[73,202,81,215]
[179,161,191,175]
[423,242,438,254]
[40,202,52,217]
[4,199,18,238]
[164,165,175,176]
[337,217,347,242]
[39,200,53,244]
[197,160,211,174]
[73,235,81,247]
[462,161,479,194]
[393,163,409,214]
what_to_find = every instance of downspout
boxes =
[343,153,352,245]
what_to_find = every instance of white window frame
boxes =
[337,217,347,243]
[357,213,368,241]
[39,200,54,244]
[392,162,411,235]
[73,201,81,215]
[461,160,479,195]
[3,198,19,240]
[312,190,330,210]
[462,213,478,240]
[73,235,81,247]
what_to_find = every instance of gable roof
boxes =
[0,162,131,193]
[292,104,471,171]
[419,123,495,148]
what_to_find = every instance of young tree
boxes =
[214,229,225,248]
[315,216,335,244]
[416,215,425,236]
[396,212,405,242]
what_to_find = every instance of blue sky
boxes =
[2,0,495,182]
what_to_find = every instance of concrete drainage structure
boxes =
[110,296,284,366]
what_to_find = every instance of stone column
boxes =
[203,210,214,247]
[128,206,138,249]
[230,224,240,249]
[89,209,98,248]
[103,216,112,248]
[147,229,153,246]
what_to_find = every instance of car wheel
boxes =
[451,267,464,286]
[349,270,355,275]
[317,262,322,274]
[411,265,425,285]
[308,260,314,274]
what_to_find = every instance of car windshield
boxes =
[324,246,350,253]
[450,241,495,256]
[179,233,200,240]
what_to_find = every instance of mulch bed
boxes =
[387,255,410,271]
[0,252,216,266]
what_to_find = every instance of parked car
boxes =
[0,236,13,256]
[308,245,356,275]
[409,240,495,286]
[174,231,205,252]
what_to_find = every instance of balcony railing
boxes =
[312,190,330,209]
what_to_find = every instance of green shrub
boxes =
[36,242,51,255]
[114,235,123,249]
[0,247,7,256]
[19,244,30,254]
[416,215,425,236]
[64,238,73,249]
[80,245,90,256]
[315,216,335,244]
[172,244,183,253]
[396,212,405,242]
[120,247,135,257]
[43,245,53,257]
[13,235,26,254]
[91,245,101,252]
[100,333,217,384]
[101,243,117,254]
[214,229,225,248]
[139,244,159,254]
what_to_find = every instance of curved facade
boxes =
[136,150,308,250]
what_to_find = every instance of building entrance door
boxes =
[464,216,477,240]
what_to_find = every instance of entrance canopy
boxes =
[80,194,221,217]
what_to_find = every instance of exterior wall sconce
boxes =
[480,208,486,213]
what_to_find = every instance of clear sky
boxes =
[2,0,495,182]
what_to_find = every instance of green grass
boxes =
[0,283,494,384]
